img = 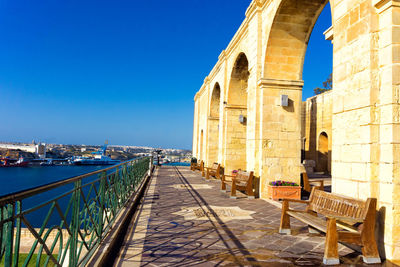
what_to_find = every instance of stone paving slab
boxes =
[114,166,385,266]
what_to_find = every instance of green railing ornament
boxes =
[0,157,151,267]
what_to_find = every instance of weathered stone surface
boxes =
[192,0,400,262]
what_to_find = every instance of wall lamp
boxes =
[239,114,246,124]
[280,95,289,107]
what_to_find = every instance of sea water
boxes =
[0,165,108,227]
[0,165,106,196]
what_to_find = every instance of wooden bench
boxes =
[302,172,324,193]
[205,163,221,180]
[191,160,204,172]
[221,170,254,199]
[279,188,380,265]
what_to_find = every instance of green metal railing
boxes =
[0,157,152,267]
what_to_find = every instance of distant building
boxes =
[35,143,46,159]
[0,144,36,153]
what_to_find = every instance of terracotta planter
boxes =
[268,185,301,201]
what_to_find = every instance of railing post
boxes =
[149,157,153,176]
[122,165,128,202]
[12,201,21,267]
[98,171,106,243]
[70,180,81,267]
[4,203,14,267]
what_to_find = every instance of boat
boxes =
[0,157,30,167]
[160,158,170,164]
[40,159,54,166]
[71,155,120,165]
[70,144,120,165]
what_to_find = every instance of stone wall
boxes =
[223,107,247,174]
[302,91,333,174]
[192,0,400,261]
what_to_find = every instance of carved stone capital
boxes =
[208,116,219,121]
[224,104,247,110]
[374,0,400,13]
[257,78,304,90]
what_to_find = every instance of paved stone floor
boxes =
[114,166,385,267]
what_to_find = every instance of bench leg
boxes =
[246,184,255,199]
[361,231,381,264]
[323,217,339,265]
[279,200,291,234]
[220,181,227,192]
[230,182,237,199]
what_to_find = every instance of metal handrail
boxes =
[0,158,144,205]
[0,157,153,267]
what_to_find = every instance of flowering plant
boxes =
[232,170,238,175]
[269,180,299,187]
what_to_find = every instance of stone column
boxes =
[374,0,400,261]
[258,78,303,199]
[207,116,219,165]
[192,100,199,159]
[222,105,247,175]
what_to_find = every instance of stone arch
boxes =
[263,0,332,80]
[259,0,333,189]
[317,131,329,174]
[210,83,221,117]
[207,83,221,164]
[224,52,249,173]
[228,52,249,105]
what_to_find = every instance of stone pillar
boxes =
[258,79,303,199]
[207,117,219,165]
[332,0,400,260]
[223,105,247,175]
[192,100,199,159]
[374,0,400,261]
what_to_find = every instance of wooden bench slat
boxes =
[205,163,221,180]
[286,211,328,232]
[280,189,381,264]
[286,211,359,233]
[302,172,324,193]
[221,170,254,199]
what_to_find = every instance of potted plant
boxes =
[232,169,239,176]
[267,180,301,200]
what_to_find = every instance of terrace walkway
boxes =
[113,166,381,266]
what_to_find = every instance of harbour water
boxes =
[0,165,106,196]
[0,163,188,227]
[0,165,116,228]
[0,163,190,196]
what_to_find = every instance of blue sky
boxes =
[0,0,332,149]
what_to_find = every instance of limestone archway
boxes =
[224,53,249,174]
[263,0,331,80]
[259,0,332,187]
[207,83,221,164]
[194,0,400,260]
[317,131,329,174]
